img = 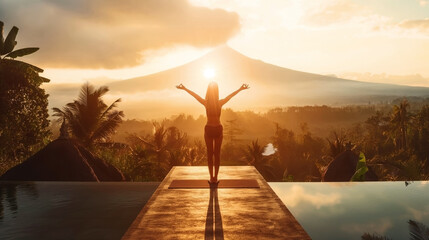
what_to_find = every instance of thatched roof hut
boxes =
[0,139,124,181]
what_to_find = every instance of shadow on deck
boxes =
[121,166,310,240]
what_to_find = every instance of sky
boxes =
[1,0,429,119]
[1,0,429,86]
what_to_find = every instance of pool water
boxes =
[0,182,159,240]
[269,181,429,240]
[2,181,428,240]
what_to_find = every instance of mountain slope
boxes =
[109,46,428,107]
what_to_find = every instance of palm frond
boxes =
[52,107,66,122]
[94,85,109,97]
[409,220,429,240]
[90,110,124,143]
[361,232,391,240]
[77,83,93,106]
[100,98,121,120]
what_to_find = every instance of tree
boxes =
[242,139,265,166]
[241,139,276,180]
[364,111,390,157]
[391,99,410,150]
[410,105,429,164]
[130,122,189,180]
[53,83,124,146]
[327,130,348,158]
[272,124,300,179]
[224,119,242,142]
[0,21,50,172]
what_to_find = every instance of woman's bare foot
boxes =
[209,176,216,183]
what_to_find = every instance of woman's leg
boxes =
[213,135,223,182]
[204,135,214,181]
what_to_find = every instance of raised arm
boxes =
[220,84,249,106]
[176,84,206,105]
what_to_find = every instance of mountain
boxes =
[103,46,429,119]
[106,46,429,118]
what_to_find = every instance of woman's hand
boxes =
[239,84,250,91]
[176,84,186,90]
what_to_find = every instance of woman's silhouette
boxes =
[177,82,249,183]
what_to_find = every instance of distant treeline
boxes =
[112,104,381,143]
[83,98,429,182]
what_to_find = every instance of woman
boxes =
[176,82,249,183]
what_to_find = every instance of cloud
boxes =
[339,72,429,87]
[302,1,368,27]
[341,218,393,235]
[0,0,240,69]
[419,0,428,6]
[407,205,429,221]
[279,185,341,209]
[398,18,429,32]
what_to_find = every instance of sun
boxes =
[203,67,216,79]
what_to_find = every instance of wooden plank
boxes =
[122,166,310,240]
[168,179,260,189]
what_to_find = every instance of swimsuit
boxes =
[204,125,223,138]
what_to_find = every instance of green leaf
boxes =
[0,21,4,54]
[40,77,50,83]
[351,152,368,181]
[10,59,44,73]
[2,26,18,54]
[356,152,367,170]
[5,47,39,59]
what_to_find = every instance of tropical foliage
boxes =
[351,152,368,181]
[96,122,206,181]
[0,21,50,174]
[53,83,124,146]
[99,99,429,182]
[240,139,276,180]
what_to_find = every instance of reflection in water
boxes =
[362,219,429,239]
[0,182,38,220]
[270,181,429,240]
[0,182,158,240]
[205,185,224,240]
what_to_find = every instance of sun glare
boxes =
[203,67,216,79]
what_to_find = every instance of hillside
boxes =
[108,46,429,110]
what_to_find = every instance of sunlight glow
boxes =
[203,67,216,79]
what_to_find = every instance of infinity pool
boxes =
[0,182,159,240]
[269,181,429,240]
[1,181,428,240]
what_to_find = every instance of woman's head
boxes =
[205,81,219,101]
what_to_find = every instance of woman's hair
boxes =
[205,81,220,111]
[205,81,219,101]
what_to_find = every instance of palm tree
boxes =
[53,83,124,146]
[241,139,276,180]
[130,122,189,180]
[391,99,410,150]
[242,139,264,165]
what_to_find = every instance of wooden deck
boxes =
[122,166,310,240]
